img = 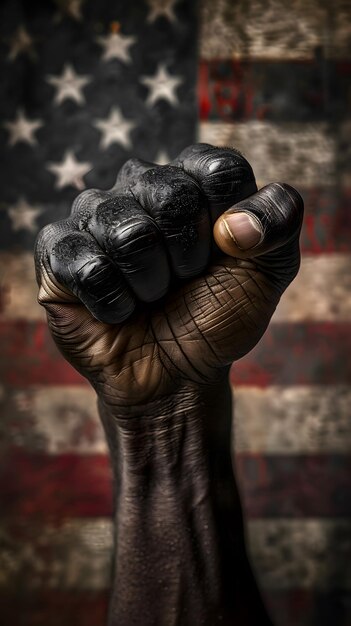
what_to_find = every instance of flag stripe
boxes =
[263,589,351,626]
[233,386,351,454]
[236,454,351,518]
[300,188,351,254]
[231,322,351,387]
[0,590,349,626]
[1,253,351,322]
[2,385,351,456]
[0,592,109,625]
[0,587,109,626]
[1,450,351,519]
[1,321,350,387]
[1,518,350,590]
[200,0,351,60]
[200,121,350,187]
[1,386,106,455]
[0,452,113,519]
[199,60,351,122]
[0,518,112,591]
[272,255,351,322]
[248,518,351,590]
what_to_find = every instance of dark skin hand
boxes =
[35,143,303,626]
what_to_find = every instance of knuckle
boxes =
[275,182,304,221]
[264,182,304,234]
[116,157,154,188]
[174,143,257,216]
[70,188,109,218]
[133,166,203,219]
[111,218,159,253]
[35,223,52,252]
[176,143,252,177]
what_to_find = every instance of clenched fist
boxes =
[35,143,303,626]
[35,143,302,407]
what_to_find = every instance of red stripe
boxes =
[263,590,351,626]
[0,592,108,625]
[0,321,87,387]
[300,188,351,253]
[0,590,349,626]
[1,321,350,387]
[0,450,113,519]
[1,450,351,520]
[231,322,351,387]
[198,60,351,122]
[235,454,351,518]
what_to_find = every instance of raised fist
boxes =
[35,143,303,625]
[35,143,303,408]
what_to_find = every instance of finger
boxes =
[37,220,135,324]
[172,143,257,223]
[131,165,211,278]
[213,182,304,288]
[113,157,157,191]
[70,188,111,218]
[83,194,171,302]
[174,184,303,371]
[213,182,303,256]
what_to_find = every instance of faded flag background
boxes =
[1,0,351,624]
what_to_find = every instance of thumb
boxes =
[213,182,304,291]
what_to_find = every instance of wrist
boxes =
[97,375,271,626]
[97,375,233,486]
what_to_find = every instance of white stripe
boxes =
[272,255,351,322]
[0,519,112,590]
[0,252,45,322]
[248,519,351,590]
[1,518,350,589]
[2,253,350,323]
[5,383,351,455]
[200,0,351,60]
[233,386,351,453]
[4,386,106,455]
[200,121,350,187]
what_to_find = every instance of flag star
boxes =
[3,109,43,147]
[47,64,91,105]
[146,0,178,23]
[47,151,92,190]
[8,26,35,61]
[94,107,136,150]
[7,198,43,232]
[140,63,183,106]
[96,30,136,63]
[53,0,84,21]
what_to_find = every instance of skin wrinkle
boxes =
[182,284,218,365]
[34,143,303,626]
[202,270,253,331]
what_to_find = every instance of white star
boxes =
[140,63,182,106]
[7,198,43,232]
[96,30,136,63]
[3,109,43,147]
[8,26,35,61]
[47,64,91,105]
[47,151,92,190]
[54,0,84,21]
[155,149,170,165]
[146,0,178,23]
[94,107,136,150]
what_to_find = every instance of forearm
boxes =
[98,378,272,626]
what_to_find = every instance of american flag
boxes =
[1,0,351,624]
